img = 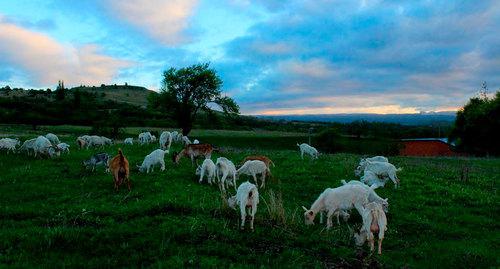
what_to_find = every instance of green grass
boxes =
[0,128,499,268]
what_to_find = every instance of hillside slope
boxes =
[70,84,156,107]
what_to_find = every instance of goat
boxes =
[302,185,368,229]
[109,149,130,191]
[297,143,319,159]
[237,160,270,188]
[228,181,259,231]
[354,202,387,255]
[172,144,213,165]
[137,149,168,173]
[196,158,216,184]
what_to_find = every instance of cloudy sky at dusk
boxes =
[0,0,499,115]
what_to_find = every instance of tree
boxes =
[55,80,66,100]
[158,63,239,135]
[450,84,500,156]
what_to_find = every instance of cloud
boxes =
[219,0,500,114]
[105,0,198,46]
[0,17,132,87]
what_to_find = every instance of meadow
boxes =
[0,126,499,268]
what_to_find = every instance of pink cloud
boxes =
[0,18,131,87]
[106,0,198,45]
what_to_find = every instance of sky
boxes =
[0,0,499,115]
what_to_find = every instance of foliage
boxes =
[450,89,500,155]
[157,63,240,135]
[55,80,66,100]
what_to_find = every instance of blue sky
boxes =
[0,0,499,114]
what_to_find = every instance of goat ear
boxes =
[384,198,388,202]
[301,206,308,211]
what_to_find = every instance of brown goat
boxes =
[173,144,214,165]
[242,155,275,178]
[242,155,275,169]
[109,148,130,191]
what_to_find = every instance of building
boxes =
[400,138,457,156]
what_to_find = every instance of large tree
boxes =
[159,63,239,135]
[449,85,500,156]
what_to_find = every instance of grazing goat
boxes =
[228,181,259,231]
[0,138,20,154]
[77,135,90,149]
[171,131,179,141]
[34,136,60,158]
[354,202,387,255]
[360,170,387,189]
[56,143,70,154]
[45,133,60,145]
[173,144,213,165]
[355,156,389,177]
[196,158,216,184]
[137,149,168,173]
[83,153,111,172]
[297,143,319,159]
[109,149,130,191]
[215,157,237,192]
[123,138,134,145]
[341,180,389,212]
[302,185,368,229]
[19,138,36,155]
[159,131,172,150]
[138,132,153,145]
[237,160,270,188]
[360,161,401,189]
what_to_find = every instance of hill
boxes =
[70,84,156,107]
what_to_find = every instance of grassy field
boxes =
[0,127,499,268]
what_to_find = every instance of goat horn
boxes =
[301,206,308,211]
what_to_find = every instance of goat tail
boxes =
[118,148,124,163]
[396,167,403,172]
[296,143,300,147]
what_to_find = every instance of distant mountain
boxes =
[257,112,456,126]
[70,84,156,107]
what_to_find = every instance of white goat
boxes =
[355,156,389,176]
[19,138,37,155]
[34,136,60,158]
[196,158,216,184]
[215,157,237,192]
[101,136,113,145]
[361,161,401,188]
[340,180,389,212]
[45,133,60,145]
[237,160,270,188]
[297,143,319,159]
[56,143,70,154]
[354,202,387,255]
[138,132,153,145]
[360,170,387,189]
[171,131,179,141]
[0,138,20,154]
[124,138,134,145]
[302,185,368,229]
[87,135,106,148]
[137,149,168,173]
[159,131,172,150]
[228,181,259,231]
